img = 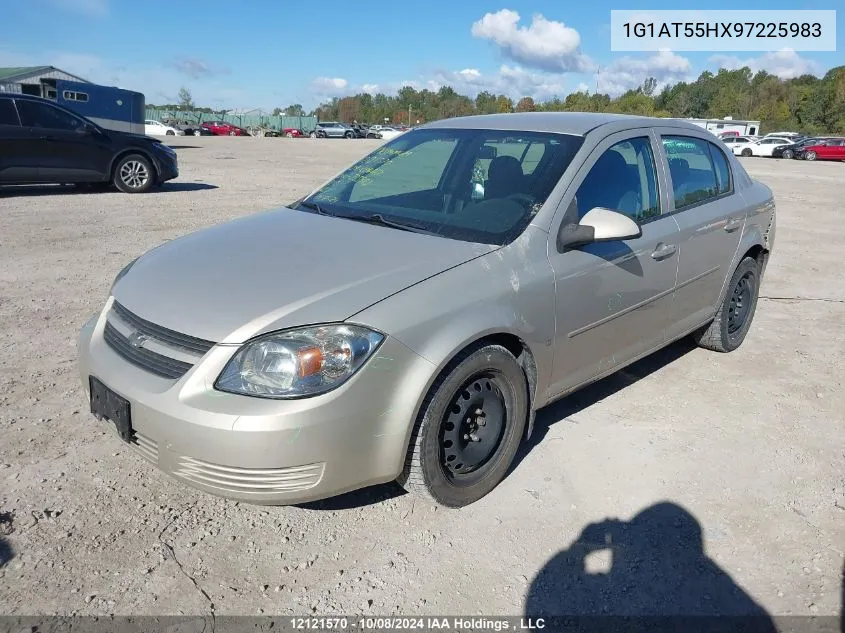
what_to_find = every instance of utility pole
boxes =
[408,105,412,126]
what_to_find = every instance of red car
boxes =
[200,121,250,136]
[797,138,845,161]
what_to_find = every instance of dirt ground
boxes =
[0,136,842,619]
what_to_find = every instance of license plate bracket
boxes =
[89,376,132,443]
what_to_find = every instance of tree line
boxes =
[307,65,845,135]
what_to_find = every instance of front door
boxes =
[15,99,111,182]
[655,131,747,338]
[546,130,680,399]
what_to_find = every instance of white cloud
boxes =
[471,9,594,73]
[309,77,349,98]
[311,65,567,105]
[598,50,693,95]
[434,65,566,101]
[709,50,821,80]
[575,82,590,93]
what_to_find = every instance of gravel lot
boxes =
[0,136,842,619]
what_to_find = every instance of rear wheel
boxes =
[193,129,201,136]
[397,344,528,507]
[113,154,155,194]
[285,131,293,138]
[692,256,760,353]
[782,149,793,159]
[741,148,752,157]
[166,130,175,136]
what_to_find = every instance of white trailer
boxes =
[682,116,761,137]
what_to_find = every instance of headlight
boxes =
[215,324,384,399]
[111,257,138,291]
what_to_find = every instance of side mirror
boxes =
[77,122,97,135]
[557,207,642,251]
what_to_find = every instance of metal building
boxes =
[0,66,90,98]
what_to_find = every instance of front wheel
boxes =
[692,256,760,353]
[741,148,752,157]
[782,149,793,159]
[805,151,817,161]
[193,129,201,136]
[113,154,155,194]
[166,130,175,136]
[397,344,528,507]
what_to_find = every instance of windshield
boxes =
[302,127,584,245]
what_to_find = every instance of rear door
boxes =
[655,130,747,338]
[0,98,41,183]
[15,99,112,182]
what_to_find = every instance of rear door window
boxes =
[16,100,85,131]
[661,136,722,209]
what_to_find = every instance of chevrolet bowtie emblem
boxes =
[128,331,149,349]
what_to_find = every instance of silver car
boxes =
[77,113,776,508]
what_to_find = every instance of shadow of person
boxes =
[526,502,776,632]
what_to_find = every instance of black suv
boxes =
[0,93,179,193]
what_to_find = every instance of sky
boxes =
[0,0,842,112]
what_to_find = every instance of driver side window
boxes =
[574,137,660,223]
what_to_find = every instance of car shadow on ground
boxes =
[0,182,217,196]
[510,337,697,475]
[0,511,14,568]
[525,501,779,631]
[165,145,203,149]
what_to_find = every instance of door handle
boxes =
[724,218,743,232]
[651,243,676,260]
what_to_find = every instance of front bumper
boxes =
[76,302,436,504]
[154,151,179,183]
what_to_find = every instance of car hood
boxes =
[112,208,495,344]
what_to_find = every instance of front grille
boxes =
[104,321,193,378]
[111,301,214,355]
[103,301,216,379]
[173,456,324,495]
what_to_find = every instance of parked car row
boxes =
[721,132,845,162]
[310,121,410,140]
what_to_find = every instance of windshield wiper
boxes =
[296,200,332,216]
[340,213,434,234]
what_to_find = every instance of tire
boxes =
[309,131,316,138]
[112,153,155,194]
[397,344,528,507]
[344,131,353,139]
[166,130,175,136]
[782,149,793,159]
[692,256,760,353]
[193,130,201,137]
[805,151,817,161]
[285,132,293,138]
[741,148,752,157]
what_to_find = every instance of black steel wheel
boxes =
[693,256,760,352]
[397,344,529,507]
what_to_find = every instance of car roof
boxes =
[420,112,709,136]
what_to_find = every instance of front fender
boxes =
[349,227,557,442]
